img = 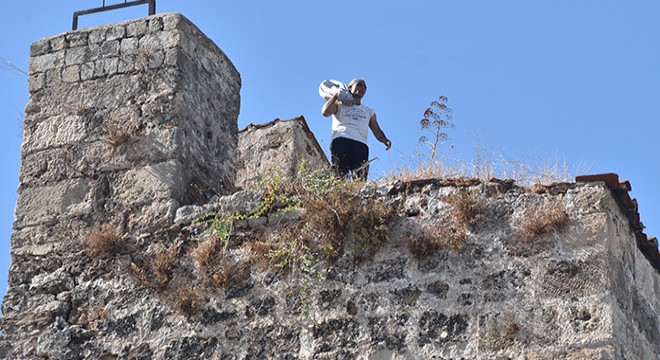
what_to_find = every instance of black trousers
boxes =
[330,137,369,181]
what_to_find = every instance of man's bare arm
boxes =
[321,93,339,117]
[369,114,391,150]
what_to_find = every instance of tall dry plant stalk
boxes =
[418,96,454,172]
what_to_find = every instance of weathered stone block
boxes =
[62,65,80,83]
[19,145,98,187]
[93,59,106,78]
[10,219,90,254]
[105,25,126,41]
[103,57,119,76]
[14,178,93,228]
[80,62,95,81]
[148,17,164,33]
[30,39,50,57]
[147,50,165,69]
[110,160,187,207]
[44,68,64,88]
[24,114,88,153]
[237,117,329,188]
[537,254,610,299]
[27,73,45,93]
[557,213,608,250]
[126,199,180,232]
[119,37,138,55]
[29,52,64,74]
[101,40,120,57]
[65,32,88,47]
[88,29,105,45]
[49,35,68,52]
[65,46,88,66]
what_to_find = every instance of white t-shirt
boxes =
[331,103,375,145]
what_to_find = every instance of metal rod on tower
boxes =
[72,0,156,30]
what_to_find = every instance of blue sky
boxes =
[1,1,659,306]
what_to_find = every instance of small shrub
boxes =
[86,224,122,259]
[152,245,179,290]
[175,286,204,317]
[519,201,568,241]
[210,261,250,289]
[400,226,443,260]
[347,198,395,264]
[251,170,302,218]
[129,261,150,286]
[403,189,482,259]
[190,235,219,269]
[441,190,482,250]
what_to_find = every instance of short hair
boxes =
[348,78,366,88]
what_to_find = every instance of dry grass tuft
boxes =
[86,224,122,259]
[519,201,568,241]
[303,190,347,260]
[174,286,204,317]
[129,261,151,287]
[302,188,395,264]
[347,198,395,264]
[104,121,130,147]
[152,245,179,290]
[402,190,482,259]
[444,190,482,231]
[400,224,444,260]
[210,262,251,289]
[243,239,277,270]
[190,235,219,269]
[385,147,589,187]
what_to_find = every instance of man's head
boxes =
[348,78,367,103]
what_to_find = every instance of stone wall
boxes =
[237,116,329,189]
[2,12,660,360]
[4,177,660,359]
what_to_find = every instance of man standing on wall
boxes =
[321,78,391,181]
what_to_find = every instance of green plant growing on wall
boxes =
[251,170,301,217]
[117,161,398,318]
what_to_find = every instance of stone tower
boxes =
[17,12,240,234]
[2,13,240,357]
